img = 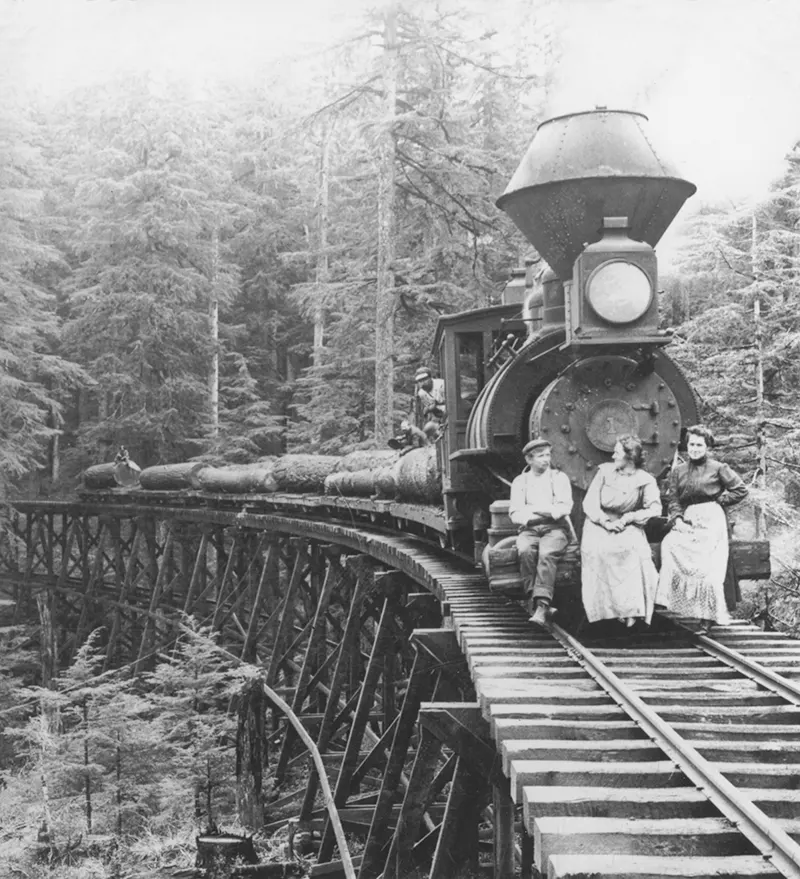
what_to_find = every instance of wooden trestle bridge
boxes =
[3,494,800,879]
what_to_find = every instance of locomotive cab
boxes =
[432,303,526,533]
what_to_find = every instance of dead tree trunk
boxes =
[209,224,220,439]
[314,118,333,366]
[374,3,399,443]
[752,212,766,537]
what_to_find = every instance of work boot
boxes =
[530,600,550,627]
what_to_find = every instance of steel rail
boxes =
[550,620,800,879]
[663,614,800,707]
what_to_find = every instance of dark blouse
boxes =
[667,457,748,521]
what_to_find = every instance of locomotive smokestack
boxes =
[496,109,696,279]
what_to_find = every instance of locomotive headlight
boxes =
[586,260,653,324]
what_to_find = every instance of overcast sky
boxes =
[5,0,800,230]
[549,0,800,208]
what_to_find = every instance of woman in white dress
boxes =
[581,435,662,627]
[655,425,748,633]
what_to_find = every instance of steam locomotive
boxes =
[438,109,698,532]
[84,109,770,598]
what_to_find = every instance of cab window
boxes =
[456,333,483,419]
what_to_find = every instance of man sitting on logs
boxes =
[388,419,429,454]
[509,439,573,626]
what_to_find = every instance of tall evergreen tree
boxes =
[0,83,87,499]
[53,76,247,468]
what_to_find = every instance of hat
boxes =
[522,438,551,455]
[414,368,432,382]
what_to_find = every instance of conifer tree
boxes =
[145,624,238,830]
[0,82,87,499]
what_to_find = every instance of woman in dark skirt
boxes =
[655,425,748,633]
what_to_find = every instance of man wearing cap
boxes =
[509,439,573,626]
[414,368,446,439]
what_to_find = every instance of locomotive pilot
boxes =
[509,438,573,626]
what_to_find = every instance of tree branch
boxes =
[396,147,493,229]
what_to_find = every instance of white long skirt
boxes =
[656,502,731,624]
[581,520,658,623]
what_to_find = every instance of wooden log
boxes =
[197,463,278,494]
[325,470,380,497]
[232,865,304,877]
[373,467,397,499]
[272,455,341,493]
[139,462,208,491]
[196,832,259,877]
[393,447,441,504]
[83,463,118,490]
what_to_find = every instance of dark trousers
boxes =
[516,524,569,604]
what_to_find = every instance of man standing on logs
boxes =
[509,439,573,626]
[413,368,445,440]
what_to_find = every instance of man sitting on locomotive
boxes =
[414,368,446,440]
[509,438,573,626]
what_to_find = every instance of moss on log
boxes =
[393,447,441,504]
[272,455,341,493]
[83,463,118,490]
[336,450,399,473]
[197,464,278,494]
[139,462,208,491]
[325,469,379,497]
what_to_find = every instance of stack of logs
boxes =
[82,446,442,505]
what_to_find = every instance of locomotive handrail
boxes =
[549,620,800,879]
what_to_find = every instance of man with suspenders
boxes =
[509,439,573,626]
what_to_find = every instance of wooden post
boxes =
[71,526,109,662]
[318,594,399,861]
[134,529,174,673]
[241,542,277,662]
[381,726,443,879]
[265,543,308,688]
[359,649,439,879]
[274,556,341,783]
[429,755,485,878]
[37,592,56,689]
[104,525,142,671]
[182,531,210,615]
[299,558,376,821]
[211,532,240,631]
[520,827,534,879]
[493,781,516,879]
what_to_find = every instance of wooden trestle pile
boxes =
[2,499,800,878]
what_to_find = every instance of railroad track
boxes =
[443,578,800,879]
